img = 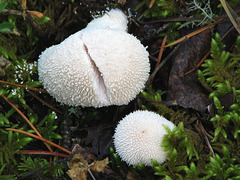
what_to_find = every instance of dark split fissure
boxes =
[82,43,110,104]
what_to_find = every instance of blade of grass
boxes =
[220,0,240,34]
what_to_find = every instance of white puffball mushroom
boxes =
[113,110,175,166]
[38,9,150,107]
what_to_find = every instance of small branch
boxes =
[164,18,223,48]
[20,150,69,158]
[148,35,167,84]
[27,90,63,114]
[1,9,23,16]
[2,95,53,153]
[80,162,96,180]
[6,128,71,154]
[146,43,181,86]
[185,26,235,75]
[0,80,46,93]
[197,120,215,158]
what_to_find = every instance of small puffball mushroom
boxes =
[38,9,150,107]
[113,110,175,166]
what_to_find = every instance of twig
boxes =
[197,120,215,158]
[6,128,71,154]
[2,95,53,153]
[79,162,96,180]
[155,35,167,69]
[0,80,46,93]
[1,9,23,16]
[148,35,167,84]
[146,43,181,86]
[20,150,69,158]
[185,25,235,75]
[164,18,223,48]
[27,90,63,114]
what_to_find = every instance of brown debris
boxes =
[67,144,109,180]
[166,30,211,112]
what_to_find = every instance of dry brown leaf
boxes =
[89,157,109,172]
[27,10,44,18]
[67,152,109,180]
[21,0,27,10]
[67,154,88,180]
[68,154,88,169]
[166,30,211,112]
[67,166,87,180]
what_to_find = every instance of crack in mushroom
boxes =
[82,43,110,104]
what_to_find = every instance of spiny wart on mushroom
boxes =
[38,9,150,107]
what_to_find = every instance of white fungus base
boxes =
[38,9,150,107]
[113,110,175,166]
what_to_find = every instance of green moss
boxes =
[137,33,240,179]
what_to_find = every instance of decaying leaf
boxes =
[21,0,27,10]
[67,165,87,180]
[67,144,109,180]
[67,154,88,180]
[27,10,44,18]
[81,125,114,157]
[89,157,109,172]
[166,30,211,112]
[68,144,95,163]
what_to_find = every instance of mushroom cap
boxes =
[38,26,149,107]
[84,9,128,31]
[113,110,175,166]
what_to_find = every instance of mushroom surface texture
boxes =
[113,110,175,166]
[84,8,128,31]
[38,9,150,107]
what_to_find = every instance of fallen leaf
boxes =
[166,30,211,112]
[21,0,27,10]
[89,157,109,172]
[82,125,114,157]
[27,10,44,18]
[67,154,88,180]
[67,145,110,180]
[67,165,87,180]
[68,144,96,164]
